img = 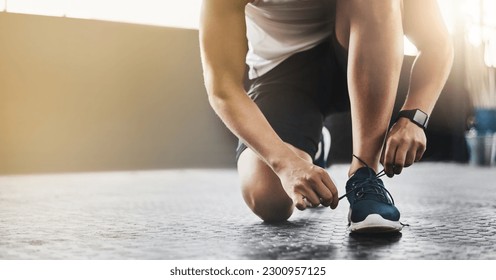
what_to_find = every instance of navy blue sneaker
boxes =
[342,166,403,233]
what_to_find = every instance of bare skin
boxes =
[200,0,453,222]
[336,0,405,176]
[200,0,338,222]
[382,0,454,176]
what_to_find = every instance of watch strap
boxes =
[397,109,429,129]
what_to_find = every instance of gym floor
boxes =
[0,163,495,260]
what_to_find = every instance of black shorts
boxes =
[236,35,350,161]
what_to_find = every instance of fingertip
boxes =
[416,150,425,162]
[330,201,338,210]
[330,197,339,209]
[320,194,333,206]
[295,203,306,211]
[393,165,403,175]
[295,195,306,211]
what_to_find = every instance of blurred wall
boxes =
[0,12,469,175]
[0,12,237,175]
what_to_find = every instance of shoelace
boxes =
[338,155,394,205]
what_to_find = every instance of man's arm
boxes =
[200,0,287,170]
[383,0,454,176]
[199,0,338,209]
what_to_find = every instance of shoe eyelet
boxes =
[356,191,364,198]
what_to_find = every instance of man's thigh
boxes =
[236,39,349,162]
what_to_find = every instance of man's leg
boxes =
[236,40,335,223]
[335,0,404,175]
[237,145,313,223]
[334,0,405,232]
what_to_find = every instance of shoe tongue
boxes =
[351,167,376,179]
[346,167,375,192]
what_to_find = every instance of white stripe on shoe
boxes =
[349,213,403,233]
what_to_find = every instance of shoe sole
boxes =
[349,214,403,233]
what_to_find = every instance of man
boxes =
[199,0,453,233]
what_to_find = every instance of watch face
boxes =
[413,110,428,126]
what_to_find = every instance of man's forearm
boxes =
[208,87,297,172]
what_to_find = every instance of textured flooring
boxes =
[0,163,495,260]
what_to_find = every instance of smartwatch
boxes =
[397,109,429,130]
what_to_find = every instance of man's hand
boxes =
[382,117,427,177]
[275,156,339,211]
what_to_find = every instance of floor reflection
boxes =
[236,219,404,260]
[239,219,339,260]
[345,232,403,259]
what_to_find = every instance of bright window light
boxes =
[4,0,202,30]
[65,0,202,30]
[437,0,456,34]
[462,0,496,67]
[404,37,418,56]
[462,0,496,46]
[2,0,457,33]
[6,0,66,17]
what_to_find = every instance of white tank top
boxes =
[245,0,336,79]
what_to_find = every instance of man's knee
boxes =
[336,0,403,47]
[346,0,402,24]
[241,181,294,223]
[237,148,295,222]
